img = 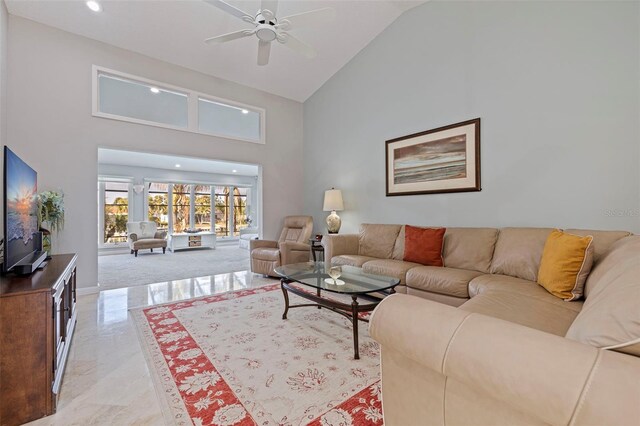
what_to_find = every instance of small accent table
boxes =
[309,239,324,262]
[274,262,399,359]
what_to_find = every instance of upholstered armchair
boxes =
[250,216,313,276]
[126,221,168,257]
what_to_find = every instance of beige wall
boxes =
[6,16,304,289]
[304,1,640,234]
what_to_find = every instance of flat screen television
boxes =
[3,146,44,273]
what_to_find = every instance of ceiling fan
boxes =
[203,0,335,66]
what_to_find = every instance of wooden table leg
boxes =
[281,279,290,320]
[351,295,360,360]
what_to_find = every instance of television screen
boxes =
[4,147,38,272]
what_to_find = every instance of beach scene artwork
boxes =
[6,149,38,250]
[393,134,467,184]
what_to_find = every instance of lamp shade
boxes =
[323,189,344,211]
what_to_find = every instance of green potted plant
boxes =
[37,190,65,254]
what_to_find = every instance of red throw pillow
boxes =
[403,225,446,266]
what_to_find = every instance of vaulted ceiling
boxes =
[6,0,424,101]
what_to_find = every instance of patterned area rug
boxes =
[131,283,383,425]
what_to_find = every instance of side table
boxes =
[309,239,324,262]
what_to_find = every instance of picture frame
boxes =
[385,118,481,196]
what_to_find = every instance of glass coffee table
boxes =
[274,262,400,359]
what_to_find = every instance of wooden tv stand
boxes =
[0,254,78,426]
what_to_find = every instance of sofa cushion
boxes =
[564,229,631,265]
[460,290,581,336]
[391,225,406,260]
[331,255,378,267]
[442,228,499,273]
[406,266,483,298]
[403,225,445,266]
[537,230,594,301]
[565,236,640,356]
[468,274,584,313]
[362,259,421,285]
[490,228,554,281]
[359,224,402,259]
[583,235,638,299]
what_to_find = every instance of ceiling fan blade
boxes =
[203,0,254,22]
[205,29,255,44]
[260,0,278,18]
[257,40,271,66]
[278,33,316,58]
[279,8,335,30]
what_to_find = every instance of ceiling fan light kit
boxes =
[203,0,335,66]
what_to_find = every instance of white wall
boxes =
[97,163,258,225]
[0,1,7,244]
[7,16,304,288]
[304,1,640,234]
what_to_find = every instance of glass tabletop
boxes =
[274,262,400,295]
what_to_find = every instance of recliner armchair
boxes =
[250,216,313,276]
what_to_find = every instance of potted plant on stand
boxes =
[37,190,65,256]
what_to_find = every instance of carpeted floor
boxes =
[98,245,250,289]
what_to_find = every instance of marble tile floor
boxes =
[27,271,277,426]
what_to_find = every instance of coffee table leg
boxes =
[351,296,360,360]
[317,287,321,309]
[281,279,290,320]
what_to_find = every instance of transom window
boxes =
[93,66,265,144]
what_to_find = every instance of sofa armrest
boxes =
[128,233,138,242]
[279,241,311,265]
[321,234,359,264]
[154,231,167,239]
[370,294,640,426]
[250,239,278,251]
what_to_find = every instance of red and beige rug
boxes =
[131,283,383,425]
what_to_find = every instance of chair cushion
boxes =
[565,236,640,356]
[468,274,583,313]
[406,266,483,298]
[403,225,445,266]
[132,239,167,250]
[460,290,582,336]
[331,255,378,267]
[359,223,402,259]
[251,247,281,262]
[490,228,554,281]
[127,221,158,239]
[442,228,499,273]
[537,230,594,301]
[362,259,421,285]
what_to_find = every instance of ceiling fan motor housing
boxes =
[255,12,277,42]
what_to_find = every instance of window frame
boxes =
[97,177,133,248]
[92,65,266,144]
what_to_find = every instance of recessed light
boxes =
[241,109,249,114]
[232,169,238,173]
[86,1,101,12]
[175,164,181,168]
[150,87,160,94]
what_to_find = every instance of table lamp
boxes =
[323,188,344,234]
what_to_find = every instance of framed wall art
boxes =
[385,118,481,196]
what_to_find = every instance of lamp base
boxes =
[326,211,341,234]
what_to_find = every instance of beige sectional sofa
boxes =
[323,224,640,425]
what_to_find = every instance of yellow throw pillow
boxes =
[538,230,594,301]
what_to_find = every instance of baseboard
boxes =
[77,285,101,296]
